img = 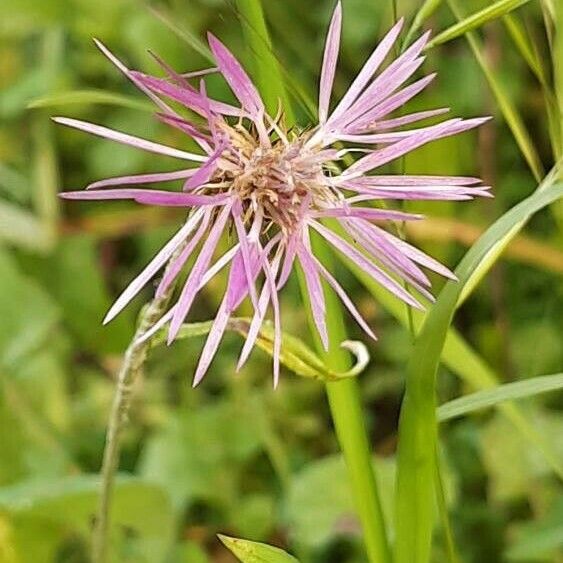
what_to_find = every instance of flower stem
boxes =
[92,256,178,563]
[305,238,391,563]
[233,1,390,560]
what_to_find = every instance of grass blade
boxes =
[336,223,563,476]
[427,0,532,49]
[393,176,563,563]
[235,0,293,118]
[438,373,563,422]
[403,0,444,46]
[28,89,153,112]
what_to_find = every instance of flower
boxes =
[56,1,491,386]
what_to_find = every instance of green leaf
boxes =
[481,409,563,502]
[438,373,563,422]
[427,0,532,49]
[28,89,153,112]
[445,0,544,182]
[148,317,369,382]
[0,474,174,562]
[0,201,49,252]
[139,398,265,511]
[218,534,299,563]
[394,177,563,563]
[506,498,563,561]
[235,0,293,118]
[0,249,60,368]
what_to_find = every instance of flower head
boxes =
[57,2,491,386]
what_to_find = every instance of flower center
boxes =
[209,124,333,234]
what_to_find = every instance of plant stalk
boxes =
[233,3,390,560]
[92,255,178,563]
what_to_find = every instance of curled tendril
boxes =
[146,317,370,382]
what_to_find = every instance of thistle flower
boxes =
[57,2,491,386]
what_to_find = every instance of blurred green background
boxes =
[0,0,562,561]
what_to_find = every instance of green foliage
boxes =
[1,1,562,562]
[219,535,299,563]
[438,373,563,421]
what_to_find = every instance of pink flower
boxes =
[57,2,491,386]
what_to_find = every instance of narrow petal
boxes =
[319,1,342,124]
[193,298,231,386]
[232,202,260,311]
[314,258,376,340]
[103,208,206,324]
[168,202,233,342]
[184,141,226,190]
[237,246,282,375]
[94,39,175,115]
[207,33,264,116]
[60,188,228,207]
[313,206,423,221]
[86,169,197,190]
[193,247,261,386]
[345,218,431,286]
[131,72,245,117]
[155,210,211,298]
[336,174,483,186]
[370,108,450,131]
[332,58,426,134]
[262,251,282,386]
[297,237,329,350]
[156,112,212,152]
[344,118,490,177]
[310,220,424,309]
[348,73,437,132]
[53,117,207,162]
[372,224,457,279]
[328,18,404,123]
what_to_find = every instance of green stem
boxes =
[312,244,390,563]
[92,245,181,562]
[233,1,390,561]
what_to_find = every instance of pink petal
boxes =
[192,297,231,387]
[319,1,342,124]
[328,18,404,123]
[86,169,197,190]
[297,238,329,350]
[314,258,376,340]
[313,206,423,221]
[155,210,211,298]
[344,118,490,177]
[338,174,482,186]
[236,246,282,375]
[348,73,437,132]
[131,72,244,117]
[168,202,233,342]
[370,108,450,131]
[60,188,228,207]
[184,141,226,190]
[103,208,207,324]
[310,220,424,309]
[232,202,260,311]
[53,117,207,162]
[332,58,426,134]
[207,33,264,117]
[93,39,175,115]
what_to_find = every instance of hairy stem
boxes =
[92,254,178,563]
